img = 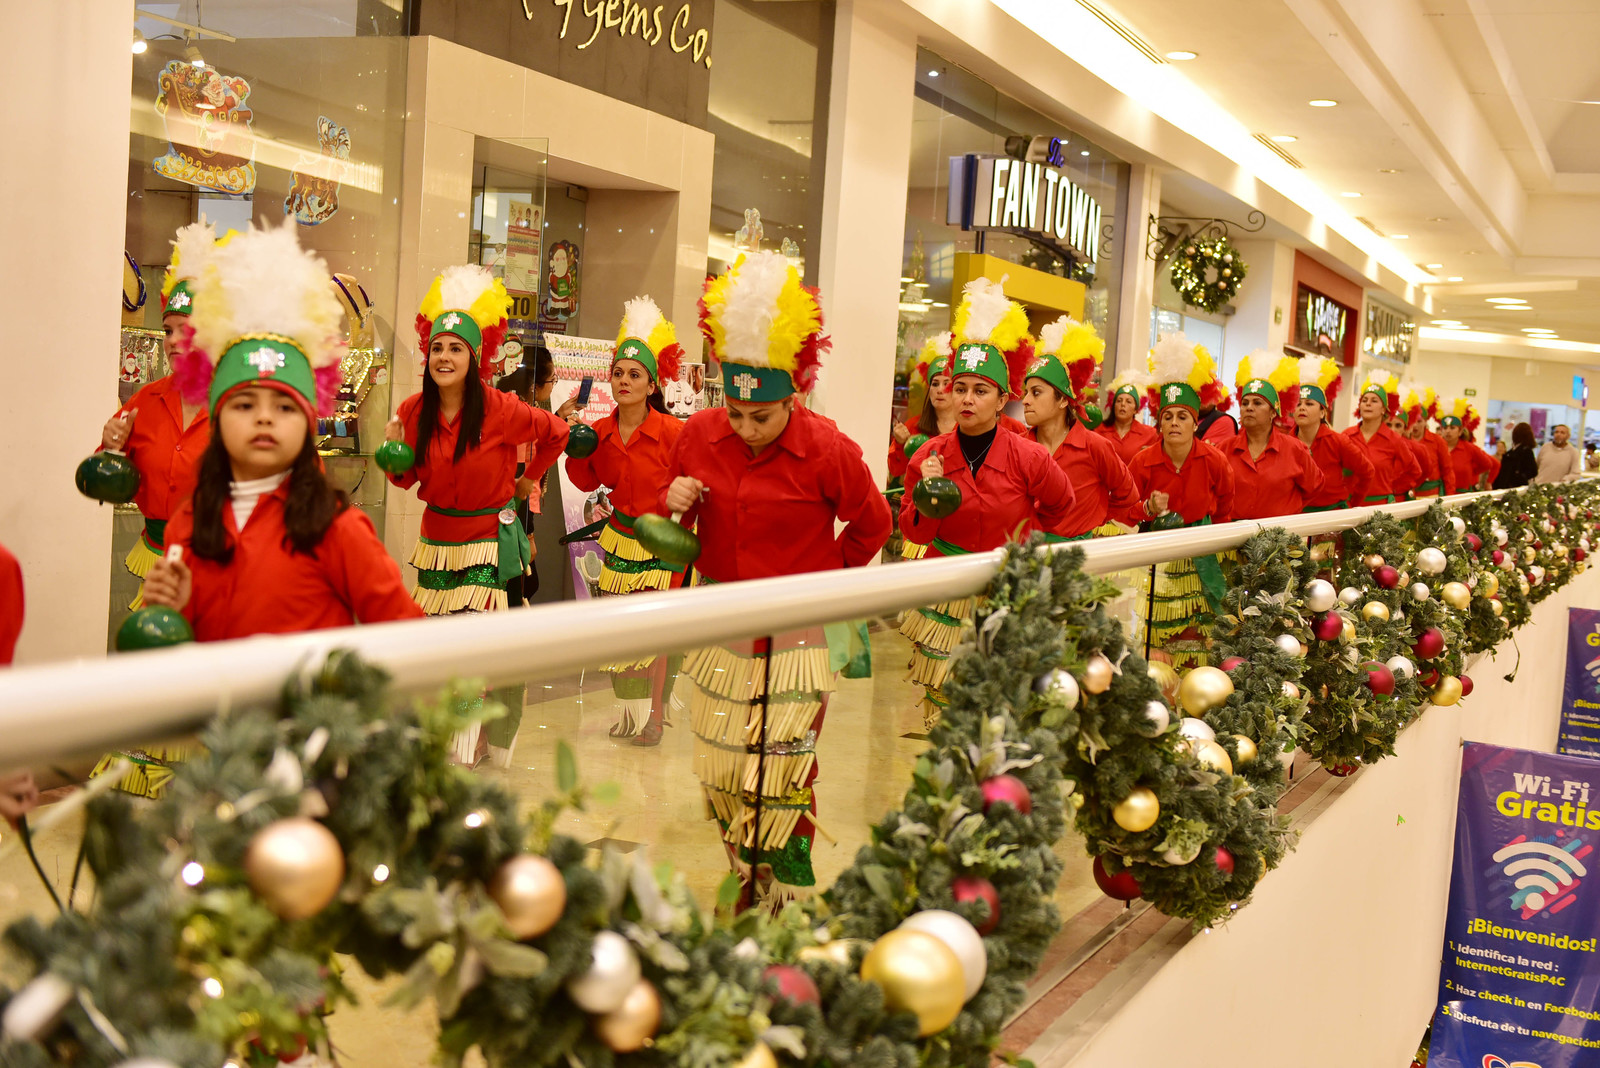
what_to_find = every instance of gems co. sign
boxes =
[540,0,712,67]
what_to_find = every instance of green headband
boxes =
[210,334,317,416]
[1362,384,1389,405]
[723,362,795,403]
[430,309,483,354]
[1025,353,1074,399]
[165,280,196,317]
[951,342,1011,393]
[1240,378,1280,411]
[1299,385,1327,408]
[1156,381,1200,414]
[1440,415,1463,428]
[615,337,659,380]
[926,355,949,381]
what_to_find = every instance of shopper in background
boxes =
[1492,422,1540,489]
[1586,443,1599,472]
[493,338,556,605]
[1534,423,1584,483]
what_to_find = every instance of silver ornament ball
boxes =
[1410,582,1430,601]
[1034,668,1080,711]
[1385,655,1415,680]
[1416,547,1447,575]
[1178,716,1216,744]
[1140,701,1171,737]
[567,931,642,1014]
[1304,578,1337,613]
[1339,586,1363,606]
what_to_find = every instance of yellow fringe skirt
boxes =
[901,596,977,730]
[124,528,163,611]
[409,537,507,615]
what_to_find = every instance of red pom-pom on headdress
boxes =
[1201,381,1232,413]
[1003,336,1035,397]
[478,321,507,381]
[655,342,684,384]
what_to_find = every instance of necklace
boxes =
[963,437,995,475]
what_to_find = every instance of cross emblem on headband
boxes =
[441,312,462,329]
[1028,357,1048,374]
[1164,384,1181,402]
[958,346,988,371]
[168,291,191,310]
[1248,380,1265,393]
[732,372,761,400]
[247,346,285,377]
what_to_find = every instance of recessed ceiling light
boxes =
[1486,297,1528,304]
[1378,168,1401,174]
[1427,216,1449,222]
[1391,234,1410,239]
[1269,134,1298,143]
[1080,150,1090,156]
[1447,276,1464,282]
[1165,50,1198,60]
[1431,320,1464,326]
[1340,191,1362,198]
[1523,328,1556,333]
[1426,263,1443,269]
[1309,99,1338,107]
[928,70,939,77]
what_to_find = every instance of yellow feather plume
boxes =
[1234,349,1297,393]
[952,277,1030,354]
[418,265,512,333]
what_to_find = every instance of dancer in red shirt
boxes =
[1343,372,1421,502]
[664,250,891,909]
[1096,374,1160,465]
[1221,352,1323,520]
[384,264,569,766]
[1402,384,1455,498]
[1288,355,1373,511]
[1437,398,1500,491]
[888,334,954,483]
[96,221,217,608]
[1020,318,1138,539]
[1133,333,1236,667]
[565,297,686,746]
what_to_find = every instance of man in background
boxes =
[1534,423,1583,483]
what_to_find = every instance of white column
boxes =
[1110,163,1161,378]
[1225,240,1296,358]
[813,0,917,487]
[0,0,132,662]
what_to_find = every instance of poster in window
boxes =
[540,240,580,335]
[504,202,543,303]
[152,61,256,195]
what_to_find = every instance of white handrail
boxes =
[0,490,1511,767]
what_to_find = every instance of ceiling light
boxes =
[1309,99,1338,107]
[1427,216,1449,222]
[1447,276,1464,282]
[1165,50,1198,61]
[1340,191,1362,198]
[1523,328,1556,333]
[1378,168,1401,174]
[1269,134,1298,143]
[1080,149,1090,156]
[1426,263,1443,269]
[927,70,939,77]
[132,29,148,54]
[1431,320,1464,326]
[1485,298,1528,304]
[1391,234,1410,239]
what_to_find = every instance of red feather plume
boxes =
[1067,357,1096,399]
[478,321,507,381]
[654,341,684,384]
[792,286,828,394]
[1325,373,1344,406]
[414,312,433,357]
[1002,336,1034,397]
[1200,381,1231,412]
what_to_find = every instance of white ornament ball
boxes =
[1494,528,1509,547]
[1583,538,1592,552]
[1034,668,1080,711]
[1410,583,1430,602]
[0,973,74,1042]
[1178,717,1216,744]
[1449,516,1466,535]
[1140,701,1171,738]
[1385,655,1415,680]
[1161,841,1202,866]
[567,931,642,1014]
[1304,579,1337,613]
[1416,547,1447,575]
[899,909,987,1001]
[1339,586,1363,606]
[1273,634,1304,657]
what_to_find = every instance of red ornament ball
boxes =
[1460,674,1474,697]
[1491,549,1505,565]
[762,964,821,1007]
[1411,627,1445,660]
[1374,565,1400,589]
[951,875,1001,934]
[1363,661,1396,696]
[1091,856,1142,901]
[1328,764,1359,777]
[1220,656,1247,672]
[1465,533,1483,553]
[1533,540,1543,551]
[1312,612,1344,642]
[1421,668,1441,688]
[1213,847,1235,876]
[1517,513,1530,523]
[979,774,1033,816]
[1577,549,1588,563]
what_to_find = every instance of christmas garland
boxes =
[4,486,1600,1068]
[1169,236,1246,314]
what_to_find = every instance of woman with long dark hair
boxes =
[384,265,569,766]
[1492,421,1539,489]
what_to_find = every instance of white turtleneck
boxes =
[231,471,290,530]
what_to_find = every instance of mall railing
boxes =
[0,493,1492,767]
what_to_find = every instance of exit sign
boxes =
[1463,388,1477,396]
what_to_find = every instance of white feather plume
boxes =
[435,264,498,311]
[1238,349,1275,382]
[1037,315,1082,356]
[959,277,1011,344]
[168,219,217,283]
[1148,332,1196,382]
[619,296,665,341]
[191,218,343,370]
[928,332,951,358]
[719,251,791,366]
[1297,354,1325,386]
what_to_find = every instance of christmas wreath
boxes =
[1169,236,1246,314]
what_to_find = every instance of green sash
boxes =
[929,537,972,557]
[1360,494,1397,505]
[1042,531,1094,543]
[1415,479,1443,497]
[1182,516,1227,612]
[426,500,529,586]
[143,518,168,552]
[1303,501,1349,513]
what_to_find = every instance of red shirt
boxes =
[888,414,1024,480]
[1095,420,1160,466]
[1220,429,1324,520]
[1446,440,1500,491]
[1342,424,1421,501]
[1127,439,1236,525]
[565,407,682,520]
[0,542,21,664]
[662,405,891,583]
[1300,423,1374,508]
[1422,430,1456,495]
[388,388,569,545]
[1027,422,1140,536]
[105,375,210,524]
[902,428,1075,554]
[167,483,423,642]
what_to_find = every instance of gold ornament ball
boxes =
[1341,617,1357,643]
[859,929,966,1036]
[489,855,567,940]
[1523,547,1537,564]
[1481,572,1499,597]
[1364,553,1386,570]
[1432,676,1464,706]
[1490,598,1504,617]
[1178,666,1234,716]
[244,817,345,921]
[1361,601,1390,622]
[1112,786,1161,832]
[798,939,865,968]
[1233,735,1258,765]
[1310,544,1330,563]
[1147,660,1181,703]
[1281,680,1301,700]
[592,979,661,1053]
[1193,740,1234,776]
[1441,582,1472,611]
[1083,653,1115,694]
[734,1044,779,1068]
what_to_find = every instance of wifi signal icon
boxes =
[1493,838,1588,915]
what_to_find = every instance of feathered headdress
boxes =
[1146,332,1226,415]
[1285,354,1342,413]
[1037,314,1104,401]
[1106,370,1153,415]
[160,219,218,317]
[914,332,953,388]
[1401,382,1436,427]
[416,265,514,380]
[1359,370,1402,418]
[175,218,346,418]
[1233,349,1297,413]
[699,251,826,402]
[1436,396,1481,434]
[949,277,1032,395]
[613,296,683,384]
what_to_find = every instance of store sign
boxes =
[1364,300,1415,364]
[946,154,1103,264]
[544,0,712,67]
[1292,286,1350,356]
